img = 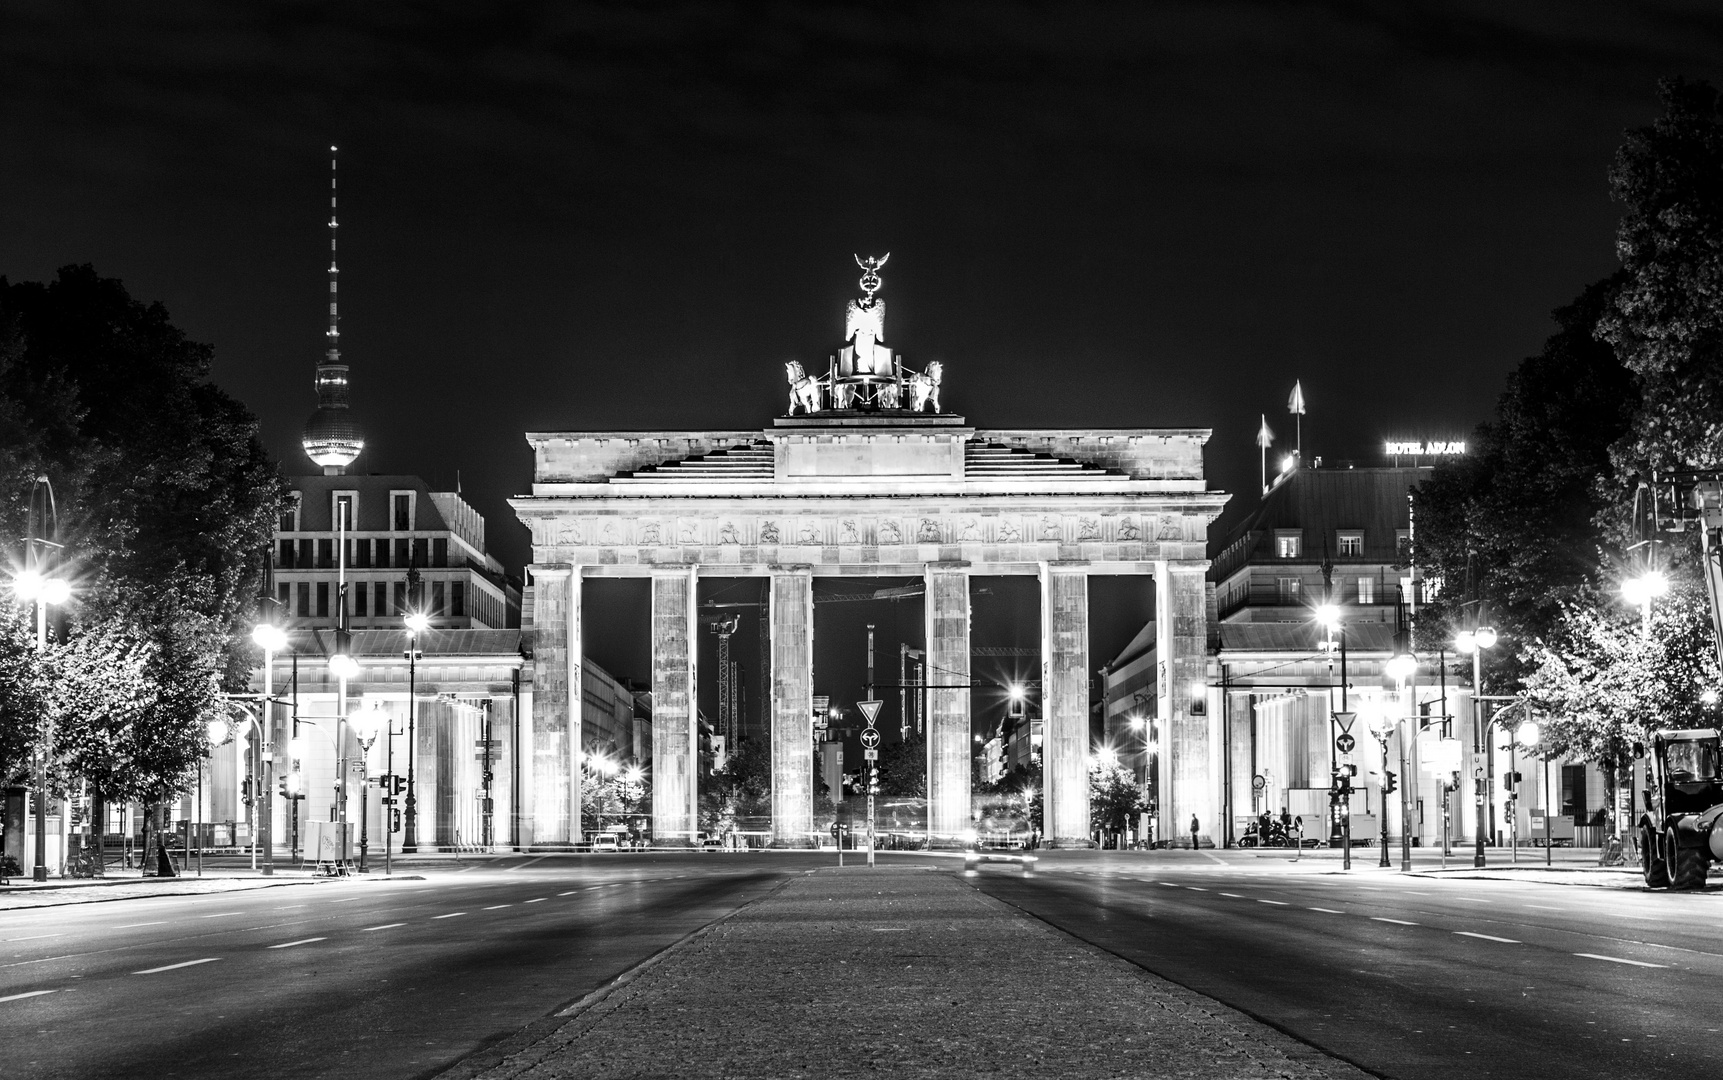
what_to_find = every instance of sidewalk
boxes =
[441,866,1373,1080]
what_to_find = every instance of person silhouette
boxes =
[1189,814,1200,850]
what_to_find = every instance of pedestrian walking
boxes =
[1189,814,1200,850]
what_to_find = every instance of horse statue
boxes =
[907,361,944,412]
[785,361,824,414]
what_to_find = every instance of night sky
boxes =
[5,3,1721,723]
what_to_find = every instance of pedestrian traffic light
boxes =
[1383,770,1397,795]
[391,809,402,833]
[241,778,254,806]
[1503,770,1522,791]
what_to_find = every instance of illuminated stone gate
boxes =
[509,261,1227,847]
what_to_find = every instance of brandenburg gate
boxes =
[510,258,1227,847]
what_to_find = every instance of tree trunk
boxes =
[91,792,106,878]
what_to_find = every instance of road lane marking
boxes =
[1456,898,1494,903]
[1185,887,1208,891]
[1158,882,1181,887]
[198,913,242,919]
[483,905,511,910]
[1257,899,1289,906]
[1219,893,1244,898]
[504,855,551,872]
[361,923,404,932]
[3,934,63,942]
[329,898,360,904]
[114,923,165,929]
[558,891,577,896]
[267,938,326,949]
[1576,953,1667,968]
[1615,913,1659,920]
[134,958,220,975]
[1456,932,1520,943]
[525,898,546,903]
[432,912,466,920]
[0,990,56,1003]
[1526,905,1566,910]
[1309,907,1345,914]
[1371,918,1417,925]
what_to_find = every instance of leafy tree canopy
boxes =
[878,733,925,798]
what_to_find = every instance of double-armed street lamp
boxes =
[352,701,387,873]
[1314,602,1353,870]
[1516,719,1551,867]
[15,568,71,882]
[250,621,287,876]
[1385,605,1418,873]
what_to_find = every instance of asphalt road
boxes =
[973,853,1723,1080]
[0,854,792,1080]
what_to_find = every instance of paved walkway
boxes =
[444,866,1373,1080]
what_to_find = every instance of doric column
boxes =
[924,563,970,843]
[769,568,814,847]
[651,567,699,845]
[1157,559,1211,847]
[1039,562,1090,847]
[528,564,580,846]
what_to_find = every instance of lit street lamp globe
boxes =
[1385,650,1417,683]
[252,622,287,653]
[1474,626,1498,650]
[1313,603,1341,631]
[1517,720,1540,749]
[329,651,360,680]
[404,611,430,635]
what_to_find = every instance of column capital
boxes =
[529,561,574,577]
[1163,558,1212,574]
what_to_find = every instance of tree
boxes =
[1600,78,1723,478]
[701,737,770,830]
[1413,276,1639,685]
[0,599,46,786]
[1521,575,1721,837]
[877,733,925,797]
[1089,761,1147,840]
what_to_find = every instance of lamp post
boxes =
[1456,625,1497,868]
[328,499,359,865]
[1385,595,1418,873]
[1315,602,1351,870]
[1516,719,1551,867]
[251,622,286,877]
[352,701,384,872]
[402,609,427,853]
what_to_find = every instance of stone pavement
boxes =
[443,866,1374,1080]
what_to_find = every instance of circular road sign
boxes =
[859,728,881,749]
[1336,733,1356,754]
[1251,774,1266,791]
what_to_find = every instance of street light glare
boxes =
[1313,603,1340,630]
[1385,651,1417,682]
[13,570,42,601]
[1474,626,1498,650]
[252,622,287,652]
[1008,683,1026,701]
[1517,720,1540,748]
[329,652,360,680]
[404,611,430,634]
[1454,630,1476,654]
[40,578,70,605]
[205,719,229,745]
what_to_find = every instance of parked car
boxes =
[592,834,619,852]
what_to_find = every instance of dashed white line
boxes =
[1526,905,1566,911]
[524,898,546,903]
[267,938,326,950]
[1575,953,1668,968]
[198,912,241,919]
[329,898,360,904]
[1219,892,1245,898]
[361,923,404,932]
[432,912,467,920]
[1455,932,1520,943]
[3,934,63,942]
[1257,899,1289,906]
[558,891,578,896]
[114,922,165,929]
[1371,917,1417,926]
[1186,887,1208,892]
[483,904,512,910]
[1455,898,1494,904]
[0,989,56,1003]
[134,958,220,975]
[1308,907,1345,914]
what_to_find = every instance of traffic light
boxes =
[867,767,880,795]
[241,777,254,806]
[1383,770,1398,795]
[390,809,402,833]
[1503,770,1522,791]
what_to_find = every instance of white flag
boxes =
[1256,414,1275,449]
[1287,380,1306,416]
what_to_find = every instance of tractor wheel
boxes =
[1672,840,1710,891]
[1642,826,1670,888]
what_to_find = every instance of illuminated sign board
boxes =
[1384,440,1466,456]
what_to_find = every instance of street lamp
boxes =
[1366,704,1397,868]
[1622,570,1669,636]
[250,621,286,877]
[1456,624,1497,867]
[1314,600,1351,870]
[15,553,71,883]
[401,608,428,853]
[352,702,386,872]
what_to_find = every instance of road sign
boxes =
[856,699,884,726]
[863,748,878,761]
[1339,752,1354,767]
[1251,774,1265,791]
[859,727,881,749]
[1335,733,1356,753]
[474,739,504,748]
[1333,711,1357,734]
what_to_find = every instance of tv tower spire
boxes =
[302,144,364,474]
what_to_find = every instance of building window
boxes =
[317,539,333,569]
[298,541,313,570]
[1561,765,1589,825]
[1356,576,1375,605]
[1337,531,1363,556]
[1274,531,1302,558]
[393,493,412,531]
[354,582,368,618]
[433,538,448,568]
[1277,577,1302,604]
[374,581,388,616]
[396,538,411,567]
[278,539,294,568]
[394,581,407,615]
[334,492,356,533]
[451,582,465,618]
[278,582,290,611]
[297,582,310,617]
[376,539,390,569]
[1396,530,1411,558]
[432,581,446,616]
[354,539,371,569]
[280,494,300,534]
[316,582,329,618]
[415,538,430,568]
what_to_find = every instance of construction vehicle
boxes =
[1636,473,1723,888]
